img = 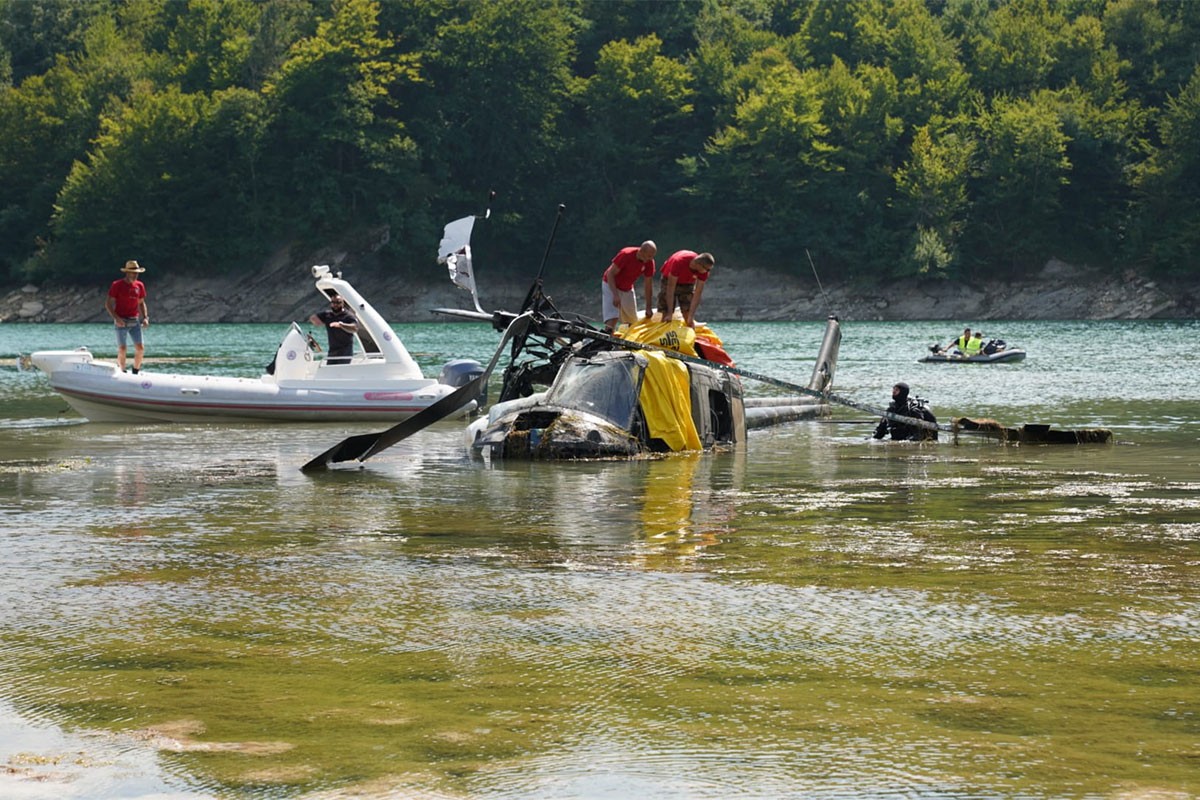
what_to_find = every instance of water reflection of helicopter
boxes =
[471,448,746,566]
[633,452,744,568]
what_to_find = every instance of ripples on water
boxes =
[0,320,1198,798]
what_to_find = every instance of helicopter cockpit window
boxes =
[545,356,643,429]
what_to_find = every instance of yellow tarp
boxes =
[620,318,727,356]
[638,351,701,452]
[620,319,698,356]
[614,319,713,452]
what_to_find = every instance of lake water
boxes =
[1,319,1197,799]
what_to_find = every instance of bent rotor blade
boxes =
[301,314,531,473]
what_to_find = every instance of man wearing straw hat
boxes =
[104,260,150,374]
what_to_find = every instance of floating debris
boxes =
[952,417,1113,444]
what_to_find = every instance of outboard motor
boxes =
[441,358,487,406]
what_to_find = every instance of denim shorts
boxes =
[114,318,143,347]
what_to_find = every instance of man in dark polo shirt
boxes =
[308,294,358,364]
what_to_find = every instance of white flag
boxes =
[437,215,484,312]
[445,246,476,293]
[437,216,475,264]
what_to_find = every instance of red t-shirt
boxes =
[662,250,710,286]
[607,246,655,291]
[108,278,146,317]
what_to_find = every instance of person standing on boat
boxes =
[104,260,149,374]
[656,250,715,328]
[601,241,656,333]
[873,382,938,441]
[309,294,358,365]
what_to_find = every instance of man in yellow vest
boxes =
[940,326,971,355]
[964,331,984,356]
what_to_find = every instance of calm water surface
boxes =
[0,320,1197,799]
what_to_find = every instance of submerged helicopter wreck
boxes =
[463,312,841,459]
[302,203,1110,473]
[302,205,841,472]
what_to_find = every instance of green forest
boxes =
[1,0,1198,287]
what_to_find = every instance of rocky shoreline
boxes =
[2,253,1195,327]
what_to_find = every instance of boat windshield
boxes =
[545,356,643,429]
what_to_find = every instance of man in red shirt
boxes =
[656,250,715,328]
[601,240,656,333]
[104,260,150,373]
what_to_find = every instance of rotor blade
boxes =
[301,314,531,472]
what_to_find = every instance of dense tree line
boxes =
[1,0,1197,287]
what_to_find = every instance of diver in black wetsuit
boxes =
[873,382,938,441]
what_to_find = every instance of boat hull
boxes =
[32,351,475,423]
[919,349,1026,364]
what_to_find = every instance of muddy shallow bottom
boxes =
[1,320,1197,798]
